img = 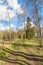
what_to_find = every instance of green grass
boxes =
[0,38,43,65]
[0,50,6,57]
[25,39,43,65]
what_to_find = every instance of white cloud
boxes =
[0,23,15,31]
[17,8,24,14]
[0,5,8,21]
[7,0,24,14]
[0,0,25,30]
[8,9,16,19]
[0,5,16,21]
[7,0,21,10]
[0,0,24,21]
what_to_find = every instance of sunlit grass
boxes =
[0,38,43,65]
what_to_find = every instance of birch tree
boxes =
[24,0,43,46]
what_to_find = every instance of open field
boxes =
[0,39,43,65]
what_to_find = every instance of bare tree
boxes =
[23,0,43,46]
[6,0,13,44]
[31,0,43,46]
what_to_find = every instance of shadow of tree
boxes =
[2,48,43,62]
[0,56,30,65]
[0,43,43,65]
[12,42,43,48]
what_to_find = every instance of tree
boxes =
[23,0,43,46]
[25,17,34,39]
[30,0,43,46]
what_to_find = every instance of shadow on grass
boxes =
[12,42,43,48]
[0,43,43,65]
[0,56,30,65]
[2,48,43,62]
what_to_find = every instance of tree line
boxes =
[0,17,34,42]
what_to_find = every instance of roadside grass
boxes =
[28,46,43,65]
[0,38,43,65]
[0,49,8,65]
[13,38,43,65]
[25,39,43,65]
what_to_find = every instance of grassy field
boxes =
[0,39,43,65]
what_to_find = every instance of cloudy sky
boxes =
[0,0,43,31]
[0,0,25,31]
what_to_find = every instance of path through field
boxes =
[2,44,38,65]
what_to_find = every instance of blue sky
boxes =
[0,0,43,31]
